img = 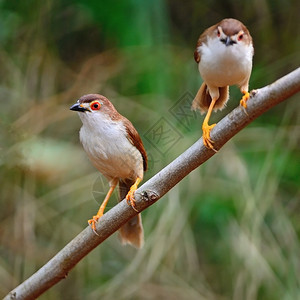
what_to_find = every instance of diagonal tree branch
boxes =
[5,67,300,300]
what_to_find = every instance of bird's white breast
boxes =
[198,37,253,88]
[78,112,143,181]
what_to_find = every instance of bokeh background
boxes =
[0,0,299,299]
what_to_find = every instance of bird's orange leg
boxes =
[240,90,250,109]
[202,97,218,151]
[126,177,141,212]
[88,184,116,233]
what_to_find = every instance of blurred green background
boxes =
[0,0,299,299]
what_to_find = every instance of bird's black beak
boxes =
[70,103,89,112]
[221,36,236,47]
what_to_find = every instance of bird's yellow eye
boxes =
[90,101,101,111]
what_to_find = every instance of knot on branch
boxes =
[8,292,16,300]
[141,190,159,203]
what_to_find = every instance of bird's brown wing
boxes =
[194,24,216,64]
[123,118,148,172]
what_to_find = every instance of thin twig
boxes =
[4,67,300,300]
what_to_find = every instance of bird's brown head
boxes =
[215,18,252,47]
[70,94,122,121]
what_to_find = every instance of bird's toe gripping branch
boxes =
[88,184,116,235]
[126,177,142,212]
[202,122,216,151]
[88,215,102,234]
[240,91,250,109]
[201,97,218,152]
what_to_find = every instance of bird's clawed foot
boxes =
[126,189,139,212]
[202,122,217,152]
[126,178,141,212]
[240,91,250,109]
[88,214,103,235]
[87,184,116,235]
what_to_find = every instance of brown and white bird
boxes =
[70,94,147,248]
[192,18,254,150]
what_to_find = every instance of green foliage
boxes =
[0,0,299,299]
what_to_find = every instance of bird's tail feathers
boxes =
[118,179,144,249]
[192,83,229,113]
